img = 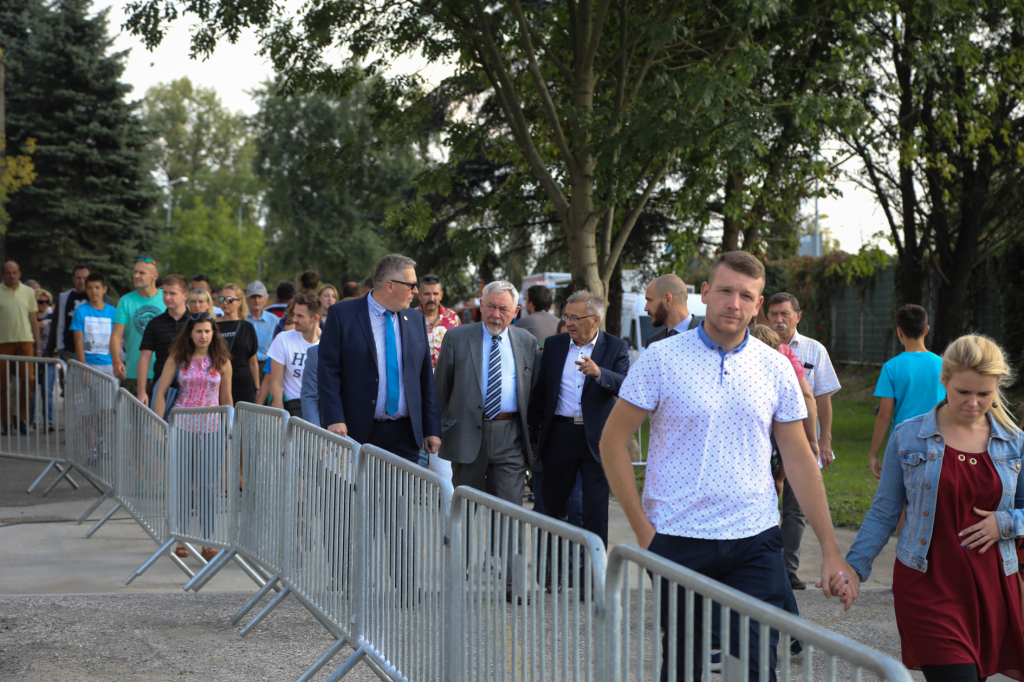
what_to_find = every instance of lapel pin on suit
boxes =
[403,315,408,321]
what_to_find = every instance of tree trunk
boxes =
[721,171,744,251]
[605,259,623,337]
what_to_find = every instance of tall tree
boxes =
[251,81,424,286]
[837,0,1024,350]
[141,77,260,220]
[122,0,870,303]
[2,0,161,293]
[161,195,264,284]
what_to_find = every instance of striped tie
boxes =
[484,335,501,419]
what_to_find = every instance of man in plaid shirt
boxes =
[417,274,460,369]
[767,292,842,592]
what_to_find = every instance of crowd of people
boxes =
[3,249,1024,682]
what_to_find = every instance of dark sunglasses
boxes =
[136,257,155,263]
[219,296,239,304]
[420,275,441,285]
[390,279,418,290]
[190,312,213,322]
[38,299,51,304]
[193,274,210,282]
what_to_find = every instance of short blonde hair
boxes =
[941,335,1020,434]
[750,325,781,350]
[189,288,214,312]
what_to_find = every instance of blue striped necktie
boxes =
[484,335,501,419]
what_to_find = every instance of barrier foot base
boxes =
[27,462,80,493]
[232,574,281,625]
[185,548,235,592]
[324,645,370,682]
[85,502,121,537]
[239,585,290,637]
[125,539,177,585]
[296,640,359,682]
[231,553,267,589]
[41,463,75,496]
[78,488,112,524]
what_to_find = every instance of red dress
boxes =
[893,446,1024,679]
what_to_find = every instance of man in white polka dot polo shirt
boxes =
[601,251,858,682]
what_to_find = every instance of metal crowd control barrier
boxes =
[213,404,289,627]
[603,543,914,682]
[114,389,195,577]
[56,361,119,528]
[449,485,607,682]
[283,420,365,679]
[311,444,454,682]
[0,355,76,493]
[126,406,263,588]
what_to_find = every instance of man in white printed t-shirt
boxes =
[267,290,321,417]
[600,251,859,682]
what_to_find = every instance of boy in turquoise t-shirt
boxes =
[868,304,946,478]
[70,273,117,375]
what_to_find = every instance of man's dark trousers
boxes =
[648,526,788,682]
[367,417,420,464]
[540,419,609,546]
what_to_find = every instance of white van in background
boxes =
[620,286,706,364]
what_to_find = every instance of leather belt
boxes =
[553,415,584,426]
[485,412,518,421]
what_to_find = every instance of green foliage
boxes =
[251,81,423,286]
[0,132,36,233]
[141,77,260,217]
[160,196,264,285]
[1,0,162,294]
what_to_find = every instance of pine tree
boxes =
[1,0,161,294]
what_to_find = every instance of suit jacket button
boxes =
[477,425,481,430]
[371,399,376,405]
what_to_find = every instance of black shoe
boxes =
[0,424,6,436]
[505,590,530,605]
[788,572,807,591]
[18,421,28,435]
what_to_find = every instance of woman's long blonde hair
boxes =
[941,334,1021,433]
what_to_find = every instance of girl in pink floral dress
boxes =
[154,312,233,559]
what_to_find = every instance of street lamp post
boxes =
[165,176,189,231]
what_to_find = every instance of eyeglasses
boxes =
[190,312,213,322]
[136,257,155,263]
[193,274,210,282]
[420,276,441,285]
[219,296,239,304]
[562,314,597,324]
[37,299,51,304]
[390,279,418,290]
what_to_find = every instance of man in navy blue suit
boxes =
[528,290,629,546]
[318,253,441,462]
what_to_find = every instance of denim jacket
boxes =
[846,404,1024,581]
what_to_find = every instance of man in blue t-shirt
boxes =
[868,304,945,478]
[70,273,118,378]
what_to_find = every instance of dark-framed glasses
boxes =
[219,296,239,304]
[390,279,418,290]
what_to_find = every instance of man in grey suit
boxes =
[644,274,699,345]
[516,285,560,348]
[435,280,538,504]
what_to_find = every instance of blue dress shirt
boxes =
[672,314,694,335]
[367,291,407,419]
[247,309,278,362]
[480,326,518,413]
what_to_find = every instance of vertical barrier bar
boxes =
[60,362,118,506]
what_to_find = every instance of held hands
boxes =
[960,508,1000,553]
[424,436,441,455]
[575,355,601,378]
[819,557,860,611]
[328,422,348,438]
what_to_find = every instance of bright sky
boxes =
[102,0,890,255]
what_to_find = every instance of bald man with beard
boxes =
[643,274,699,346]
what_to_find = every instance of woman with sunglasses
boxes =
[154,312,233,561]
[216,283,260,405]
